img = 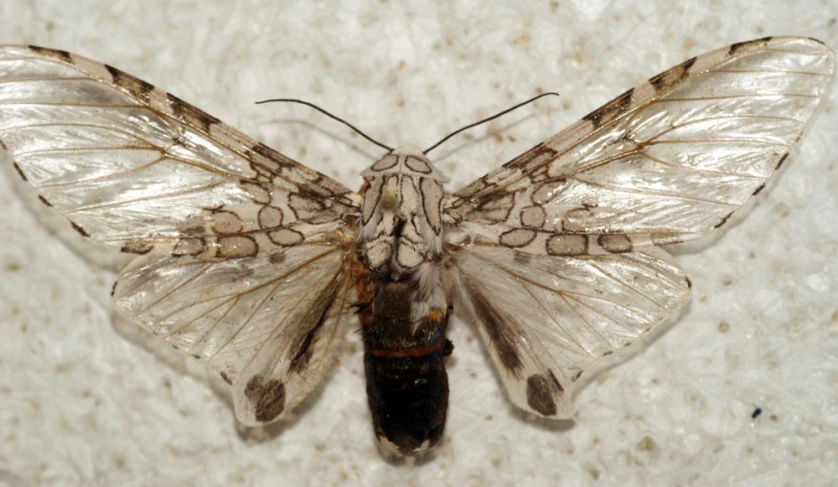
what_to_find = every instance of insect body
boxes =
[1,37,833,457]
[357,146,453,454]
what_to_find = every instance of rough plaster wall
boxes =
[0,1,837,486]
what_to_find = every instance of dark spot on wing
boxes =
[289,308,328,374]
[714,211,734,229]
[751,407,762,419]
[105,64,155,103]
[120,239,154,255]
[464,282,523,376]
[582,87,634,128]
[220,372,232,385]
[526,374,557,416]
[649,56,696,93]
[166,92,221,133]
[12,162,27,182]
[244,375,286,422]
[598,234,633,253]
[173,237,206,256]
[685,276,692,289]
[28,45,73,63]
[289,278,343,374]
[38,195,52,207]
[506,142,559,170]
[513,250,533,265]
[728,37,772,57]
[250,141,279,160]
[752,183,766,196]
[603,350,614,356]
[247,142,297,172]
[776,153,789,170]
[70,221,89,237]
[110,281,117,297]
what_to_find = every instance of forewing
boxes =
[451,244,690,417]
[113,243,356,425]
[0,45,359,256]
[447,37,834,254]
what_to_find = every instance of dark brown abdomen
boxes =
[362,282,450,456]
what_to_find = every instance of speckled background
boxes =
[1,1,837,486]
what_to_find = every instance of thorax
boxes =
[357,145,448,279]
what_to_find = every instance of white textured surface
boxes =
[1,1,837,486]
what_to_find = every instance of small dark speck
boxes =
[751,407,762,419]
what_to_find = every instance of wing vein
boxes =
[210,247,343,365]
[515,276,601,358]
[570,176,740,207]
[64,181,228,214]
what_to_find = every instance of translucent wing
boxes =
[447,37,834,417]
[113,243,356,425]
[450,245,690,417]
[0,46,362,425]
[0,45,360,256]
[447,37,834,254]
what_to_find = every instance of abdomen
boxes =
[361,281,451,456]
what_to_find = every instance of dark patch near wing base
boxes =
[244,376,286,422]
[288,267,346,374]
[526,374,558,416]
[463,280,524,376]
[289,301,331,374]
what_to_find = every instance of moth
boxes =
[1,37,833,457]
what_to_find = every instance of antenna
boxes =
[423,92,559,155]
[255,98,394,152]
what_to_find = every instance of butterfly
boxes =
[1,37,833,457]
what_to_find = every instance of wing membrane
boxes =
[451,245,690,417]
[447,37,833,418]
[113,244,356,425]
[447,37,834,254]
[0,46,364,425]
[0,45,360,256]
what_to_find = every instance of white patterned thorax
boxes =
[358,145,448,277]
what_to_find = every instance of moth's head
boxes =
[361,145,449,184]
